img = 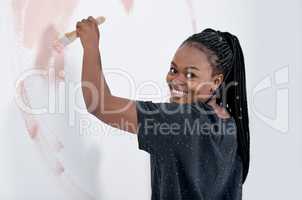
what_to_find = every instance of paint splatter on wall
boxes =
[121,0,134,14]
[120,0,197,31]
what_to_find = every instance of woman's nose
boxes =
[173,73,187,84]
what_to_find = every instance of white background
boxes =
[0,0,301,199]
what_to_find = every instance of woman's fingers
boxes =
[76,21,82,28]
[77,16,97,29]
[75,16,99,43]
[76,19,88,32]
[87,16,97,25]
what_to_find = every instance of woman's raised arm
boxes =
[77,16,138,134]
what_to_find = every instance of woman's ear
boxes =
[212,73,224,90]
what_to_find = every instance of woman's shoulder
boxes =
[135,100,196,115]
[135,100,236,128]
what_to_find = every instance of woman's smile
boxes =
[170,88,188,97]
[169,84,188,98]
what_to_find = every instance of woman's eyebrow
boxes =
[186,66,200,71]
[171,61,200,71]
[171,61,178,68]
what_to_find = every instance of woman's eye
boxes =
[169,67,177,74]
[186,72,195,79]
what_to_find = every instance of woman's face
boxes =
[166,43,223,104]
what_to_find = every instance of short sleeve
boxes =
[135,100,187,154]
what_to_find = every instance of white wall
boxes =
[0,0,301,199]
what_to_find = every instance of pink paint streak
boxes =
[11,0,78,81]
[121,0,134,14]
[185,0,197,33]
[12,0,79,49]
[54,160,65,175]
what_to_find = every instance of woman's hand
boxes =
[76,16,100,50]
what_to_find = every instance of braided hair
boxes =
[182,28,250,184]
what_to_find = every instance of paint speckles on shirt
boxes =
[136,100,243,200]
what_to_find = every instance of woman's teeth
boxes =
[171,89,188,97]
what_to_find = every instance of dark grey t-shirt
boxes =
[135,100,243,200]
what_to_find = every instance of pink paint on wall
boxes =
[11,0,78,81]
[34,25,65,79]
[12,0,79,49]
[185,0,197,33]
[121,0,134,14]
[12,0,96,199]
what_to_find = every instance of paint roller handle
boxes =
[95,16,106,25]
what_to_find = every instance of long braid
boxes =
[182,29,250,183]
[222,32,250,184]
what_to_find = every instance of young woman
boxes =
[77,16,250,200]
